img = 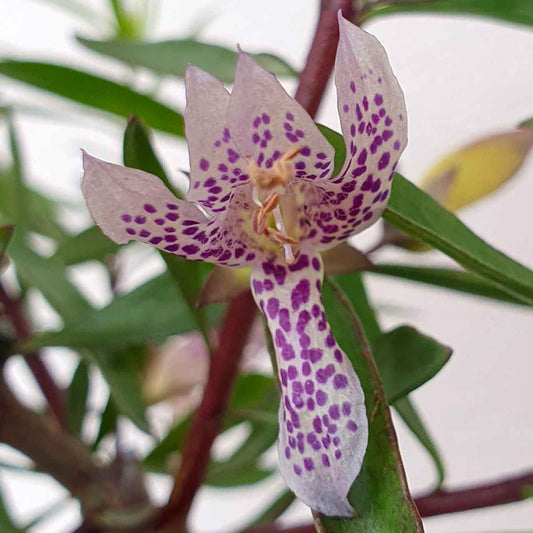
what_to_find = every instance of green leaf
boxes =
[372,263,528,306]
[53,226,119,265]
[67,361,90,437]
[0,225,14,262]
[373,326,452,403]
[0,487,22,533]
[0,167,69,243]
[395,396,445,488]
[92,395,119,450]
[319,125,533,305]
[362,0,533,27]
[92,344,149,432]
[0,61,184,137]
[122,116,176,193]
[206,465,273,487]
[334,272,447,491]
[26,272,215,350]
[8,241,93,323]
[320,278,423,531]
[244,489,296,529]
[76,37,298,83]
[145,374,277,472]
[385,174,533,305]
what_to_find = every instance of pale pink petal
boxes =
[82,152,257,267]
[305,15,407,249]
[228,51,334,180]
[251,253,368,516]
[185,66,249,214]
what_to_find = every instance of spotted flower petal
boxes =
[304,15,407,249]
[228,51,335,178]
[251,253,368,516]
[82,153,256,267]
[185,66,249,214]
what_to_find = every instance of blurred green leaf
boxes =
[0,61,184,136]
[0,487,22,533]
[67,361,89,437]
[206,465,273,487]
[385,174,533,305]
[320,278,423,531]
[373,326,452,403]
[9,242,92,323]
[92,395,119,450]
[145,374,277,472]
[27,272,222,350]
[362,0,533,27]
[0,168,69,242]
[244,489,296,529]
[335,273,446,490]
[53,226,120,265]
[207,421,277,485]
[0,225,14,262]
[93,344,149,432]
[395,396,445,488]
[77,37,298,82]
[122,116,176,193]
[320,125,533,305]
[372,264,528,306]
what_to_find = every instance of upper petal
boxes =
[185,66,249,214]
[82,152,257,267]
[309,15,407,246]
[227,51,334,180]
[251,253,368,516]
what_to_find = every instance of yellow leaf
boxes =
[422,129,533,212]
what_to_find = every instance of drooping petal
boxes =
[305,15,407,249]
[228,51,335,180]
[82,152,257,267]
[185,66,249,214]
[251,253,368,516]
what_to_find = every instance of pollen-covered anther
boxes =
[264,226,299,246]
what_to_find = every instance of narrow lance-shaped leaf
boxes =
[361,0,533,27]
[53,225,119,266]
[372,263,529,306]
[77,37,298,83]
[0,61,185,136]
[335,273,446,489]
[395,396,445,488]
[66,361,90,437]
[319,278,423,531]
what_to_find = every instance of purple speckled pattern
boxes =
[81,14,407,517]
[82,154,257,268]
[303,15,408,250]
[185,67,250,214]
[251,253,367,516]
[227,51,334,178]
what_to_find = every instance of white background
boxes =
[0,0,532,531]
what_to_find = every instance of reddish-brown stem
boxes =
[156,290,257,531]
[157,2,354,530]
[415,470,533,517]
[294,0,353,118]
[244,470,533,532]
[0,282,67,429]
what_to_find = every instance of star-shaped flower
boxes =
[82,14,406,516]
